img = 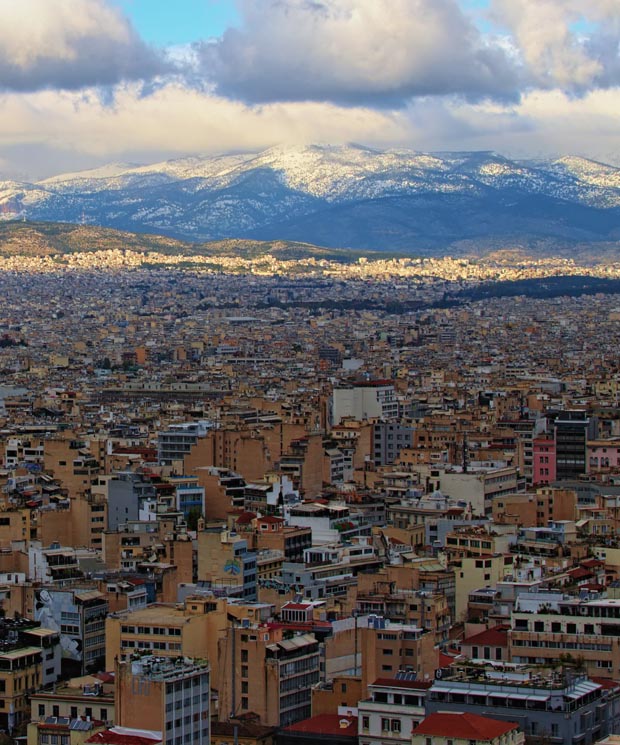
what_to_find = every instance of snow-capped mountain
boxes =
[1,145,619,253]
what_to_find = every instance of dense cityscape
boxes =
[0,243,617,745]
[3,0,620,744]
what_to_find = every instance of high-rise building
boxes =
[553,411,595,480]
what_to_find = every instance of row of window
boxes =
[512,639,612,651]
[38,704,108,720]
[121,625,182,636]
[121,640,182,652]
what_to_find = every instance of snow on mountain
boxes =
[0,145,619,253]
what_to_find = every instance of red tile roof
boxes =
[414,712,519,740]
[581,558,604,568]
[438,652,460,668]
[283,714,357,736]
[591,677,620,690]
[234,511,257,525]
[568,567,591,580]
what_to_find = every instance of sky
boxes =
[0,0,619,179]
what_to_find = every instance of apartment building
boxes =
[218,625,320,727]
[510,592,620,678]
[105,599,213,671]
[360,616,437,695]
[196,528,257,600]
[358,674,430,745]
[426,664,620,745]
[115,655,210,745]
[30,676,115,724]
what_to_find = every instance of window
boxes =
[38,704,45,717]
[391,719,401,733]
[70,707,77,719]
[382,718,390,732]
[52,705,59,717]
[362,716,369,731]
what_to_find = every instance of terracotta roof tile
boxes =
[414,712,519,740]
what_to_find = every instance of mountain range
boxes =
[1,145,620,255]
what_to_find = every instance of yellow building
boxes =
[0,646,43,735]
[105,600,213,671]
[27,717,104,745]
[30,675,115,724]
[453,554,514,620]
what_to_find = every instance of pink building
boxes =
[587,439,620,471]
[533,438,556,486]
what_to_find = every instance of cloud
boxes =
[2,79,620,182]
[0,0,168,92]
[0,83,413,178]
[198,0,519,106]
[490,0,620,91]
[403,87,620,165]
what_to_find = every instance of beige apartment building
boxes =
[105,599,213,671]
[510,594,620,678]
[360,618,437,695]
[218,624,320,727]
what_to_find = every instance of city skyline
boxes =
[0,0,619,180]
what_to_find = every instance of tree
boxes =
[187,507,203,531]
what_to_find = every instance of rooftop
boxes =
[414,712,519,740]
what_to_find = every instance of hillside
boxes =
[0,221,394,262]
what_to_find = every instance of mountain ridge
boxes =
[1,145,619,254]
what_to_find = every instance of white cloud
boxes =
[403,88,620,165]
[0,83,413,177]
[0,0,167,91]
[199,0,519,105]
[490,0,620,90]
